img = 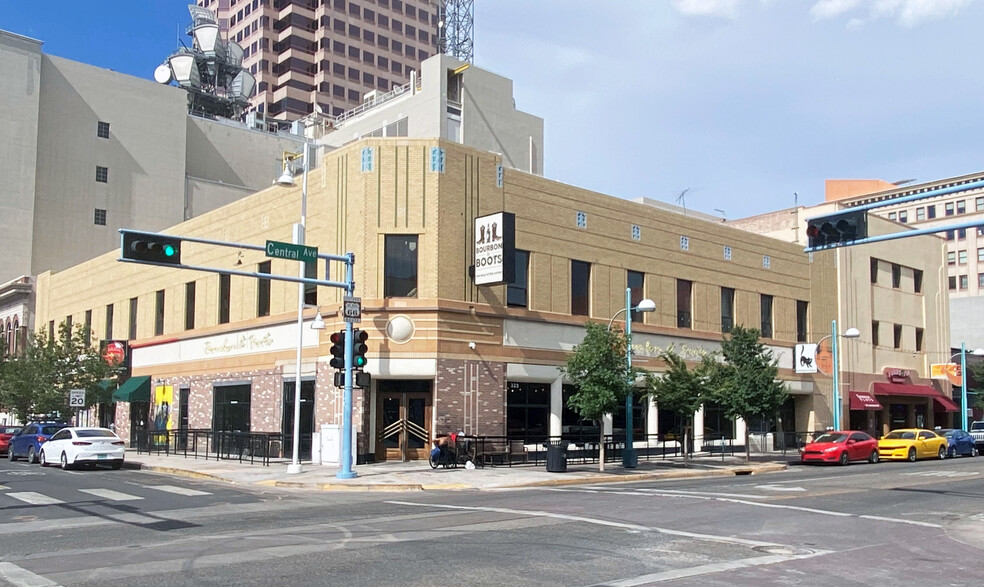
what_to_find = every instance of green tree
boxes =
[714,325,788,462]
[0,322,116,423]
[560,321,634,471]
[968,361,984,417]
[644,347,719,464]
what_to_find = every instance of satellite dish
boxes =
[154,64,173,84]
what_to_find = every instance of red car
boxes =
[800,430,880,465]
[0,426,22,455]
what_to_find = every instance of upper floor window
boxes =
[384,234,418,297]
[916,207,925,221]
[977,196,984,212]
[892,263,901,288]
[95,166,108,183]
[627,270,645,323]
[155,290,165,336]
[219,274,231,324]
[721,287,735,333]
[571,260,591,316]
[94,209,107,226]
[898,210,908,223]
[957,200,967,214]
[507,250,530,308]
[97,121,110,139]
[927,205,937,219]
[677,279,692,329]
[796,300,808,342]
[946,202,955,216]
[760,294,773,339]
[914,269,923,293]
[257,261,271,317]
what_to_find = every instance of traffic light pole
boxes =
[338,252,357,479]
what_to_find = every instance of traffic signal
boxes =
[121,231,182,265]
[806,209,868,249]
[329,330,345,369]
[353,329,369,368]
[333,370,371,388]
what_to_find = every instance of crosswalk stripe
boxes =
[79,488,143,501]
[7,492,64,505]
[0,562,58,587]
[149,484,211,496]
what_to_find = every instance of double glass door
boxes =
[376,380,431,461]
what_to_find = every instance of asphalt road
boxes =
[1,455,982,586]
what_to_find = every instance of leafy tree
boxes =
[967,361,984,418]
[560,321,635,471]
[713,325,788,462]
[0,322,116,423]
[644,347,719,464]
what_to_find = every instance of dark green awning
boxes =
[111,375,151,403]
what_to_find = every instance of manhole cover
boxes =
[753,545,814,556]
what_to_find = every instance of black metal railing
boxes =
[134,429,284,466]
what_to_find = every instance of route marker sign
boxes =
[342,296,362,323]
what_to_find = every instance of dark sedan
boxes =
[940,429,978,458]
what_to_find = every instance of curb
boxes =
[499,463,788,489]
[124,462,235,484]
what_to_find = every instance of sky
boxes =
[5,0,984,219]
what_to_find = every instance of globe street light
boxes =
[608,287,656,468]
[816,320,860,430]
[950,344,984,430]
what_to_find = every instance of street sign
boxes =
[265,240,318,263]
[69,389,85,407]
[342,296,362,323]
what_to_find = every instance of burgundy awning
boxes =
[933,395,960,412]
[849,391,883,410]
[871,382,958,412]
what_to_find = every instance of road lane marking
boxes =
[0,562,58,587]
[900,471,979,478]
[386,500,787,548]
[146,485,211,496]
[79,488,144,501]
[596,551,831,586]
[755,484,806,492]
[7,492,64,505]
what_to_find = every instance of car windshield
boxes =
[75,428,118,439]
[972,423,984,431]
[40,425,65,435]
[1,427,20,434]
[884,431,915,440]
[813,433,847,443]
[942,430,958,438]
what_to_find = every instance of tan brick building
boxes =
[34,137,949,462]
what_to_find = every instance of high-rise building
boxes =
[198,0,440,122]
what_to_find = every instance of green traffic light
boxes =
[354,356,367,368]
[163,244,176,257]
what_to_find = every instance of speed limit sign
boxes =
[69,389,85,407]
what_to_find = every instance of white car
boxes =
[39,427,126,470]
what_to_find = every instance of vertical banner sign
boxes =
[473,211,515,285]
[794,343,819,374]
[153,385,174,431]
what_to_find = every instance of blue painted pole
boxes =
[961,341,968,430]
[623,287,637,468]
[337,252,357,479]
[832,319,841,430]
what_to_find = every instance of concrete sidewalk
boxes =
[122,451,793,491]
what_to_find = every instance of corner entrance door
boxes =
[375,380,432,462]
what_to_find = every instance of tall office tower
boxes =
[198,0,440,122]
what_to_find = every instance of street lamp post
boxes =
[951,344,984,430]
[276,142,316,475]
[816,320,860,431]
[608,287,656,468]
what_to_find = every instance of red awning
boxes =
[871,382,958,412]
[933,395,960,412]
[849,391,883,410]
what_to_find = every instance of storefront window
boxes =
[506,381,549,439]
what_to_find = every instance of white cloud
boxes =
[671,0,742,19]
[812,0,973,27]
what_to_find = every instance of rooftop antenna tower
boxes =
[439,0,475,63]
[676,188,691,215]
[153,5,256,120]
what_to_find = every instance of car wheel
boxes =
[907,448,917,462]
[7,448,16,462]
[839,451,849,466]
[868,450,879,464]
[948,446,956,459]
[27,445,38,464]
[111,460,123,470]
[973,447,979,457]
[938,446,946,460]
[60,452,70,470]
[39,450,48,467]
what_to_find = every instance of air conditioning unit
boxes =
[290,120,303,135]
[363,90,379,105]
[245,110,265,130]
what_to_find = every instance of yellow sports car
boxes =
[877,428,948,462]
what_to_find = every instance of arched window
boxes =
[12,317,19,355]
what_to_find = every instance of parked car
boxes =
[39,427,125,470]
[7,421,68,463]
[970,421,984,450]
[877,428,948,462]
[800,430,879,465]
[0,426,22,455]
[939,429,978,458]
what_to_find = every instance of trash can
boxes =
[545,441,569,473]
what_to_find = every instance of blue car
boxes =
[7,421,68,463]
[940,428,978,458]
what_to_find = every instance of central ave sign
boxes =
[265,240,318,263]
